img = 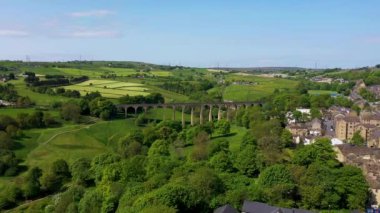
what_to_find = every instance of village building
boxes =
[334,111,380,145]
[310,77,333,84]
[241,201,312,213]
[286,118,322,144]
[335,144,380,206]
[368,85,380,99]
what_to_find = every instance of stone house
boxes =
[335,144,380,206]
[334,112,380,144]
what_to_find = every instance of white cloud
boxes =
[0,30,30,37]
[69,10,115,18]
[65,30,121,38]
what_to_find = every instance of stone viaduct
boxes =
[117,101,262,127]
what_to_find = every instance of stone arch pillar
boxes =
[124,106,128,118]
[191,107,194,126]
[217,105,222,120]
[209,105,213,122]
[181,105,185,128]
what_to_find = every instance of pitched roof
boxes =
[242,201,312,213]
[214,204,239,213]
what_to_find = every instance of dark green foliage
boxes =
[70,158,93,186]
[61,102,81,123]
[78,189,103,213]
[89,97,117,120]
[119,93,165,104]
[280,129,293,148]
[140,204,177,213]
[50,185,85,213]
[293,138,337,167]
[0,184,22,210]
[351,131,365,146]
[234,145,259,177]
[41,159,71,193]
[208,139,229,157]
[359,88,377,102]
[214,120,231,135]
[23,167,42,199]
[0,83,19,102]
[91,153,121,183]
[0,131,12,149]
[0,149,19,176]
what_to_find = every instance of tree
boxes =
[41,159,70,192]
[280,129,293,148]
[89,98,117,120]
[188,168,224,201]
[0,131,12,149]
[256,165,296,207]
[209,151,232,173]
[214,120,231,135]
[208,139,229,157]
[61,102,81,123]
[293,138,337,167]
[234,145,260,177]
[310,108,322,119]
[0,150,19,176]
[23,167,42,199]
[71,158,93,186]
[79,189,103,213]
[140,205,176,213]
[189,132,209,161]
[351,131,365,146]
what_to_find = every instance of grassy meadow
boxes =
[11,79,73,106]
[223,74,297,101]
[64,79,150,98]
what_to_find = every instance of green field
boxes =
[64,79,150,98]
[10,79,73,106]
[150,70,172,77]
[223,74,297,101]
[0,119,138,192]
[55,68,103,77]
[101,67,137,76]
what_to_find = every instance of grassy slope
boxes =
[10,79,73,106]
[0,119,138,192]
[223,74,296,101]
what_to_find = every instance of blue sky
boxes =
[0,0,379,68]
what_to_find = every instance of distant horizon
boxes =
[0,58,378,70]
[1,0,379,68]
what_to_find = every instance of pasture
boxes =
[223,74,297,101]
[101,67,137,76]
[0,119,138,192]
[11,79,73,106]
[55,68,103,77]
[64,79,150,98]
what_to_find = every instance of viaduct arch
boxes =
[117,101,262,127]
